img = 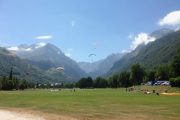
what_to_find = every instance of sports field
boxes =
[0,87,180,120]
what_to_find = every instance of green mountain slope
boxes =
[0,48,70,83]
[15,43,86,80]
[109,30,180,75]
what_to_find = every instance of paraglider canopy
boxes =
[88,54,96,62]
[56,67,64,71]
[88,54,96,57]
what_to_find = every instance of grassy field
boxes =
[0,87,180,120]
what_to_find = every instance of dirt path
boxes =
[0,109,44,120]
[0,109,78,120]
[0,108,172,120]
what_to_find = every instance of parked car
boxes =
[161,81,170,86]
[145,81,152,86]
[154,81,170,86]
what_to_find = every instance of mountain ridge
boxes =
[108,29,180,75]
[78,53,122,77]
[7,43,86,80]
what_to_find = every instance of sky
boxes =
[0,0,180,62]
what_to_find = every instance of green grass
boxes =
[0,88,180,120]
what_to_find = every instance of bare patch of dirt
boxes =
[0,108,78,120]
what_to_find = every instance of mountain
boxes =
[108,29,180,75]
[7,43,86,80]
[79,53,122,77]
[150,28,173,38]
[0,47,70,83]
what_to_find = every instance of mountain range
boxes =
[108,28,180,75]
[0,28,179,83]
[0,47,65,83]
[7,43,86,81]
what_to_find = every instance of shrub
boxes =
[170,77,180,87]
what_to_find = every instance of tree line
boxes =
[0,67,32,90]
[76,49,180,88]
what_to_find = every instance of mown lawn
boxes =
[0,88,180,120]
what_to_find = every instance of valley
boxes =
[0,1,180,120]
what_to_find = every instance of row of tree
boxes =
[76,49,180,88]
[76,64,142,88]
[0,67,30,90]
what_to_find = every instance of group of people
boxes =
[126,87,160,96]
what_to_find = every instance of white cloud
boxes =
[159,10,180,26]
[121,49,130,54]
[71,20,75,27]
[35,42,47,49]
[130,33,156,50]
[65,48,73,57]
[35,35,53,40]
[65,53,71,57]
[7,46,19,51]
[24,48,32,51]
[7,46,32,52]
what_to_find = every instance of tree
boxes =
[1,76,14,90]
[1,76,7,90]
[156,65,170,80]
[170,77,180,87]
[19,80,28,90]
[77,77,93,88]
[131,64,145,85]
[118,71,132,87]
[93,77,108,88]
[0,78,2,90]
[64,83,74,88]
[86,77,93,88]
[147,70,156,85]
[13,78,19,90]
[0,67,15,90]
[108,74,118,88]
[171,49,180,77]
[9,67,13,80]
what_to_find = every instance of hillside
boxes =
[8,43,86,80]
[79,53,122,77]
[108,30,180,75]
[0,47,71,83]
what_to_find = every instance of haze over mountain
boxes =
[79,53,122,77]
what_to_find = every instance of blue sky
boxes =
[0,0,180,62]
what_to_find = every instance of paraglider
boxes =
[89,42,98,62]
[88,54,96,62]
[88,54,96,57]
[56,67,64,71]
